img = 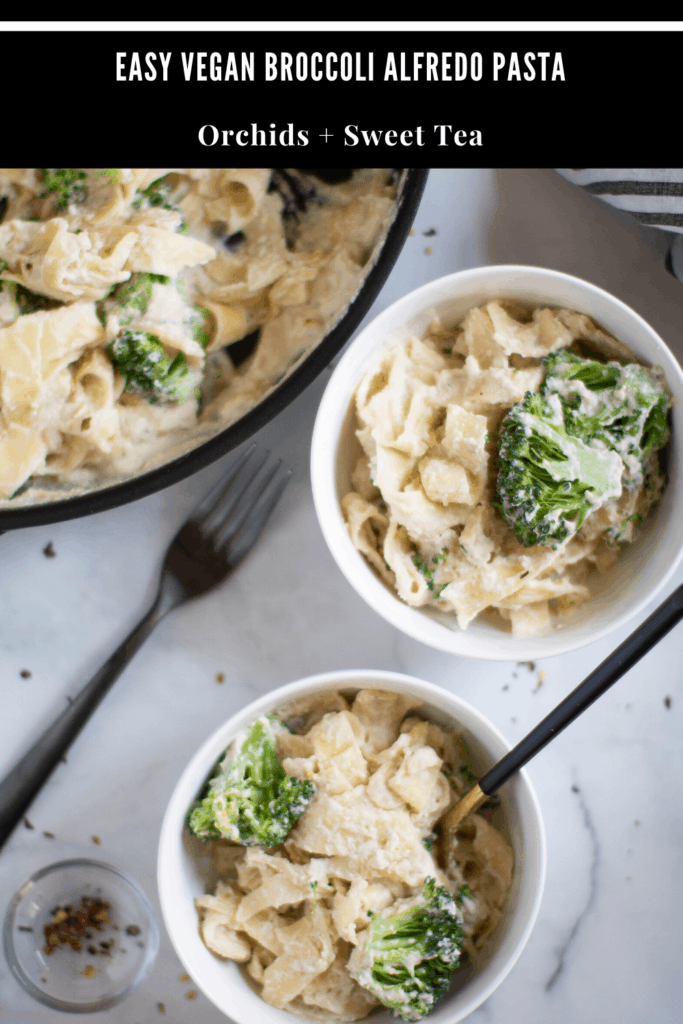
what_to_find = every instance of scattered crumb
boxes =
[502,684,509,691]
[424,246,433,255]
[20,669,32,679]
[24,817,34,830]
[43,541,56,558]
[423,228,437,236]
[41,976,47,983]
[180,972,191,982]
[82,964,96,978]
[517,660,536,672]
[409,228,415,235]
[634,820,640,827]
[186,990,197,1000]
[157,1003,166,1015]
[215,672,225,683]
[125,925,141,936]
[43,831,55,839]
[92,835,101,845]
[664,696,672,709]
[534,671,545,691]
[571,785,579,793]
[625,703,631,710]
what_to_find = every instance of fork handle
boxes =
[0,569,184,849]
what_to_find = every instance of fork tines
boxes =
[194,445,291,567]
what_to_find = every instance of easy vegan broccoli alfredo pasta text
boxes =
[188,689,513,1022]
[0,168,395,504]
[342,301,671,637]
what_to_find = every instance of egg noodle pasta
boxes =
[0,168,396,505]
[342,301,670,637]
[194,690,513,1021]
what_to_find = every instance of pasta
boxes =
[0,168,396,504]
[194,690,514,1021]
[342,301,670,637]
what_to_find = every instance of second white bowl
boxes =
[157,669,545,1024]
[310,265,683,661]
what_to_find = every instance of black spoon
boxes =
[445,582,683,828]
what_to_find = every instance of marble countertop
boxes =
[1,169,681,1024]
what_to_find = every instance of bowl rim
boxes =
[157,668,547,1024]
[310,263,683,661]
[0,169,429,531]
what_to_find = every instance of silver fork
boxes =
[0,445,290,848]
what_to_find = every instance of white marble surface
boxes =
[1,169,682,1024]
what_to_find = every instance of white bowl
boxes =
[310,265,683,661]
[157,669,546,1024]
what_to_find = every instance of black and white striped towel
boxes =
[557,169,683,280]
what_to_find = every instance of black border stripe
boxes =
[630,211,683,227]
[583,180,683,198]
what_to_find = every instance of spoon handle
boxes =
[447,582,683,828]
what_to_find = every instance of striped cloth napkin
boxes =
[557,169,683,280]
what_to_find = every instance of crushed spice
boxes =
[44,896,111,956]
[43,541,56,558]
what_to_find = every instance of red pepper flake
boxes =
[44,896,111,955]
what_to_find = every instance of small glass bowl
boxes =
[3,858,159,1013]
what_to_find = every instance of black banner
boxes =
[10,27,682,164]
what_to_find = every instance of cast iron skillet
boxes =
[0,168,428,530]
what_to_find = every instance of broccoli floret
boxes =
[496,351,670,548]
[187,715,315,846]
[0,279,59,316]
[188,305,210,348]
[39,168,87,210]
[353,878,464,1021]
[97,272,170,327]
[108,330,197,404]
[132,175,187,232]
[542,350,670,485]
